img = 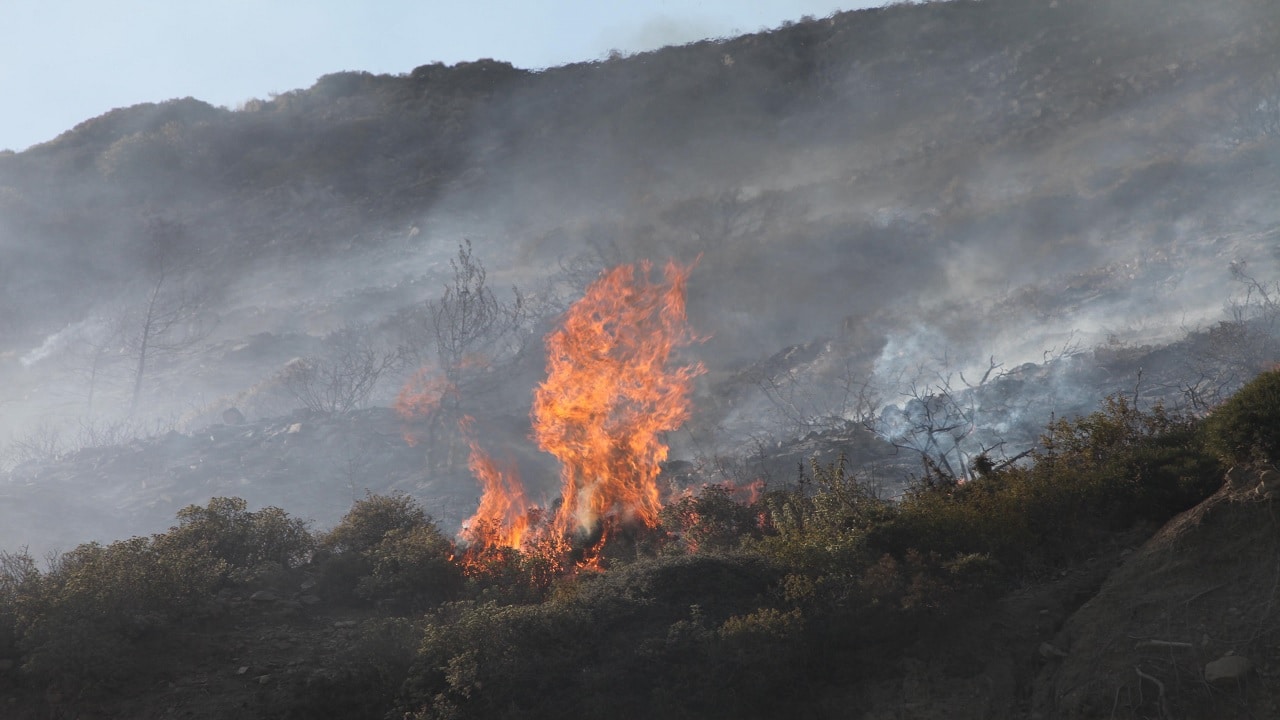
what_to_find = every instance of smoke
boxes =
[2,0,1279,553]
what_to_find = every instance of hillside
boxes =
[3,0,1280,544]
[3,0,1280,716]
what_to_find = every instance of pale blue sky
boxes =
[1,1,889,152]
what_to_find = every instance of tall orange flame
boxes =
[532,259,704,540]
[396,259,703,573]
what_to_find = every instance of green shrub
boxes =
[322,492,430,554]
[159,496,314,573]
[874,395,1220,572]
[357,525,462,610]
[261,617,423,720]
[314,494,460,609]
[0,550,38,666]
[750,455,891,572]
[1203,369,1280,465]
[659,483,761,553]
[404,601,596,720]
[14,537,225,694]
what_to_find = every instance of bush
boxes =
[0,550,38,666]
[750,455,891,572]
[874,395,1220,572]
[659,483,761,553]
[159,496,314,573]
[357,525,462,610]
[1203,369,1280,465]
[404,600,596,720]
[260,617,424,720]
[316,493,460,609]
[322,492,430,554]
[13,537,226,695]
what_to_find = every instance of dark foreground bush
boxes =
[159,496,314,573]
[13,537,226,695]
[321,491,430,554]
[0,497,318,697]
[315,493,461,609]
[1203,368,1280,465]
[400,554,790,720]
[875,395,1221,572]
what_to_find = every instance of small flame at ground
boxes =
[458,415,531,550]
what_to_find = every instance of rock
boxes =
[286,423,303,434]
[1039,642,1068,660]
[299,594,322,606]
[1205,655,1252,683]
[249,590,279,603]
[222,407,246,425]
[333,620,358,629]
[236,666,249,676]
[300,578,318,591]
[257,674,272,685]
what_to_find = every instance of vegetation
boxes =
[0,386,1237,718]
[1202,368,1280,466]
[0,0,1276,714]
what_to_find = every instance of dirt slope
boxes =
[1034,468,1280,718]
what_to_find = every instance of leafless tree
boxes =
[873,356,1019,482]
[53,308,132,416]
[752,347,881,436]
[1179,262,1280,411]
[398,240,531,411]
[283,323,402,414]
[430,240,528,380]
[124,219,212,415]
[747,338,885,435]
[1,422,64,470]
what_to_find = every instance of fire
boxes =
[398,258,705,572]
[532,259,704,541]
[458,416,531,550]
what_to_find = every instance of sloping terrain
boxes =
[2,1,1280,715]
[1035,469,1280,717]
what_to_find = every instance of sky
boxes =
[0,0,891,153]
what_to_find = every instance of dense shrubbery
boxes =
[875,395,1221,573]
[321,491,431,554]
[0,387,1241,717]
[0,509,238,695]
[1203,368,1280,465]
[378,392,1228,718]
[316,492,462,610]
[160,496,314,572]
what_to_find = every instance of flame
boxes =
[458,416,531,550]
[400,259,704,574]
[532,259,704,541]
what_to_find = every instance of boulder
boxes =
[1204,655,1252,684]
